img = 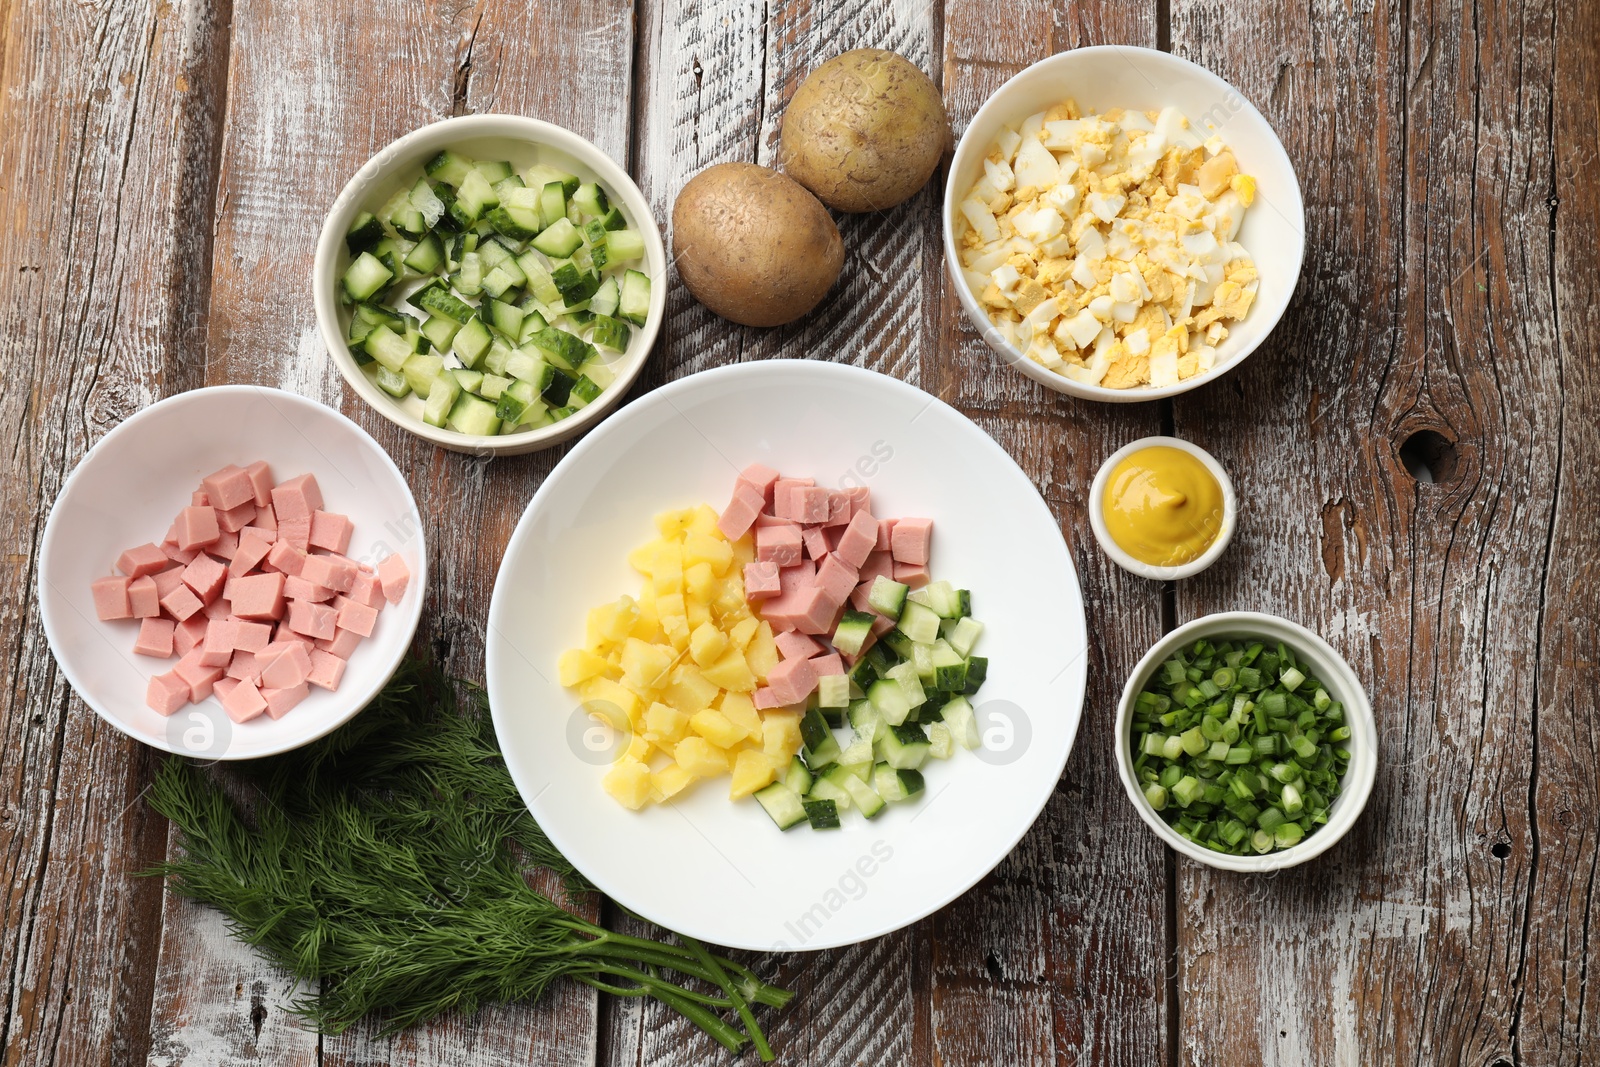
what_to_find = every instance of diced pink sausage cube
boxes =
[216,501,257,534]
[229,530,274,577]
[315,627,364,659]
[716,481,766,541]
[277,517,311,551]
[90,575,132,620]
[229,620,273,653]
[244,461,275,507]
[209,528,240,561]
[160,584,203,622]
[264,541,307,576]
[753,686,783,710]
[824,492,851,527]
[875,517,896,552]
[849,581,876,616]
[764,655,817,706]
[893,561,930,589]
[737,464,781,506]
[200,596,232,621]
[772,478,814,521]
[182,553,228,603]
[348,573,386,609]
[816,554,859,605]
[335,596,378,637]
[174,614,209,656]
[743,561,781,600]
[775,631,823,661]
[858,550,895,587]
[309,511,354,554]
[173,648,225,701]
[755,560,817,632]
[200,622,237,667]
[162,539,199,565]
[792,586,842,635]
[176,506,220,551]
[152,565,187,598]
[227,650,264,685]
[792,486,831,524]
[251,500,277,531]
[230,571,286,620]
[835,510,879,569]
[261,682,310,719]
[377,554,410,605]
[301,553,357,594]
[844,486,871,517]
[133,617,176,658]
[755,523,803,567]
[271,473,323,522]
[307,650,347,691]
[259,642,313,690]
[117,542,169,579]
[284,576,334,602]
[215,677,268,723]
[287,600,337,641]
[202,464,257,511]
[890,517,933,565]
[810,652,844,677]
[128,575,161,618]
[802,526,829,561]
[147,671,191,715]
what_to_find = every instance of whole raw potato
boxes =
[780,48,949,213]
[671,162,844,328]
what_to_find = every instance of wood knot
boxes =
[1397,429,1458,484]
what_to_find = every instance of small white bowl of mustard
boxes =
[1089,436,1236,580]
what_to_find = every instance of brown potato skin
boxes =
[671,162,845,328]
[780,48,950,213]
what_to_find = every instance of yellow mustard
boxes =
[1102,446,1225,566]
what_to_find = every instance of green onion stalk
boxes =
[146,660,791,1058]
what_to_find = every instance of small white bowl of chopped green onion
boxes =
[314,114,666,456]
[1115,612,1376,872]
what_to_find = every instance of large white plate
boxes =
[487,360,1086,950]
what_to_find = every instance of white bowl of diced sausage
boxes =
[38,386,427,759]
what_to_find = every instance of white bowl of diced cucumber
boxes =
[315,114,666,455]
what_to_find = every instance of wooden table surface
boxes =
[4,0,1597,1062]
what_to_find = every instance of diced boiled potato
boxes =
[683,532,733,575]
[685,599,712,630]
[651,762,696,801]
[579,677,640,726]
[700,647,755,692]
[651,543,683,594]
[684,561,715,603]
[663,665,720,714]
[643,701,689,745]
[718,691,761,737]
[688,622,728,668]
[728,616,760,649]
[690,708,748,748]
[627,540,659,575]
[628,595,663,642]
[620,637,676,690]
[656,591,686,620]
[654,508,693,538]
[660,614,690,651]
[591,596,639,642]
[603,757,652,809]
[730,534,755,566]
[685,504,720,537]
[620,733,651,763]
[761,711,802,760]
[729,748,778,799]
[558,648,609,686]
[675,736,729,778]
[746,621,778,681]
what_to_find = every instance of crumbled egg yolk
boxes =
[957,101,1261,389]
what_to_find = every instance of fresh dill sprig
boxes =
[146,659,791,1058]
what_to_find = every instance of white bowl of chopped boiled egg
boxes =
[943,46,1305,401]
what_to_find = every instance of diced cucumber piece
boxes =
[422,372,460,427]
[588,314,628,352]
[487,298,524,340]
[868,677,913,727]
[537,181,568,230]
[516,255,563,305]
[589,275,620,317]
[362,324,413,372]
[941,696,980,750]
[754,782,807,830]
[531,217,583,257]
[817,673,850,709]
[486,203,540,240]
[482,337,512,376]
[803,799,841,830]
[835,729,874,768]
[478,373,512,401]
[572,182,609,217]
[618,269,651,326]
[848,699,883,742]
[420,314,462,351]
[402,354,445,398]
[389,204,426,240]
[477,237,513,270]
[583,219,611,270]
[897,601,941,644]
[551,262,600,304]
[425,149,475,187]
[372,364,410,398]
[568,375,602,407]
[345,212,384,254]
[410,178,447,229]
[598,205,627,230]
[606,228,646,263]
[799,708,841,768]
[886,661,927,709]
[911,641,936,685]
[945,616,984,658]
[840,771,885,817]
[451,369,484,393]
[832,610,876,657]
[505,349,553,387]
[413,282,475,323]
[927,722,954,759]
[403,324,429,354]
[542,368,576,407]
[930,639,967,692]
[909,580,963,620]
[878,722,931,770]
[963,656,988,695]
[473,159,514,183]
[446,390,500,436]
[454,169,499,223]
[342,251,393,302]
[452,315,493,368]
[873,763,925,803]
[807,777,851,812]
[868,576,909,619]
[495,379,544,425]
[783,755,813,796]
[527,326,595,371]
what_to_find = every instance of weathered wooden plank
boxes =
[1171,0,1598,1061]
[147,1,633,1063]
[930,2,1172,1065]
[0,0,228,1063]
